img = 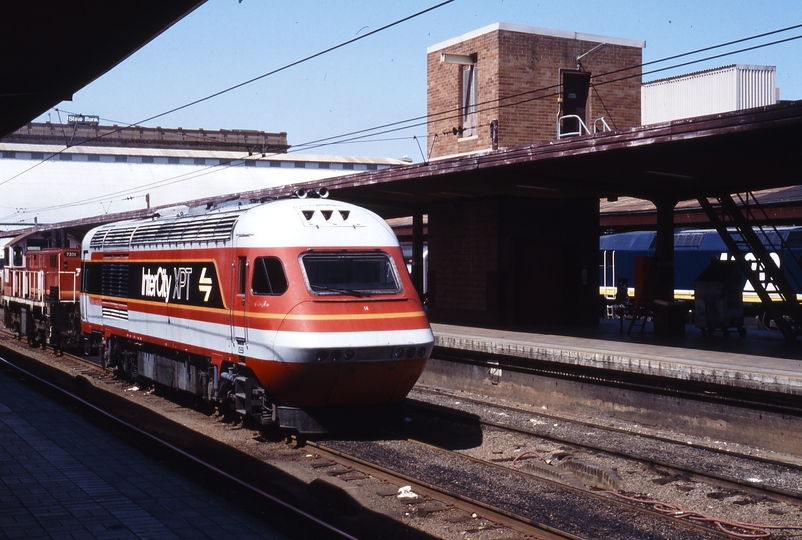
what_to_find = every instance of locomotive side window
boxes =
[301,253,401,296]
[252,257,288,295]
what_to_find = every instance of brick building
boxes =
[426,23,644,159]
[425,24,644,327]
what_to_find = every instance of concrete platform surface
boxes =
[432,320,802,396]
[0,370,288,540]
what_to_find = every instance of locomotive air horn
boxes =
[318,187,330,199]
[293,188,308,199]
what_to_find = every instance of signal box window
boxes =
[461,63,478,137]
[252,257,288,295]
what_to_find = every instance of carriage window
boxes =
[301,252,401,296]
[252,257,288,295]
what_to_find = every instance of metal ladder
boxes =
[697,193,802,342]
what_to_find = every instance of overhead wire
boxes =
[0,0,457,190]
[292,26,802,153]
[3,20,801,223]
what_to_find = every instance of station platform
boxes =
[0,370,288,540]
[431,319,802,396]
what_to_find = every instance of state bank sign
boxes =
[67,114,99,125]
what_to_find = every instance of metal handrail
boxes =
[557,115,612,139]
[7,269,80,302]
[557,115,590,138]
[594,117,611,133]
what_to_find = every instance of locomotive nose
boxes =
[268,300,433,407]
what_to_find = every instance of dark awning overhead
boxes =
[1,1,206,139]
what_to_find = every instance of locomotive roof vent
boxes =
[298,206,360,227]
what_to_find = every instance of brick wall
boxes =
[427,25,643,159]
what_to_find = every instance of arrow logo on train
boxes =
[199,267,213,302]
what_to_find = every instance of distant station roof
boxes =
[5,123,290,154]
[1,1,207,139]
[0,139,404,231]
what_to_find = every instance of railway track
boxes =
[0,336,577,539]
[407,387,802,501]
[387,387,802,538]
[2,332,801,538]
[0,345,359,540]
[316,426,736,539]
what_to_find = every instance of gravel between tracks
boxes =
[409,385,802,538]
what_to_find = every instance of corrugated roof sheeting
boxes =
[642,65,776,125]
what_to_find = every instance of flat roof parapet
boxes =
[3,122,290,153]
[427,22,645,53]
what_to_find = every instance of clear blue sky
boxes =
[36,0,802,162]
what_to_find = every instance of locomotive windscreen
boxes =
[301,253,401,296]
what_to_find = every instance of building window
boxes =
[461,63,478,137]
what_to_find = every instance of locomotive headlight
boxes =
[343,349,355,360]
[417,346,427,358]
[393,347,405,359]
[330,349,342,361]
[406,347,416,358]
[316,350,329,362]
